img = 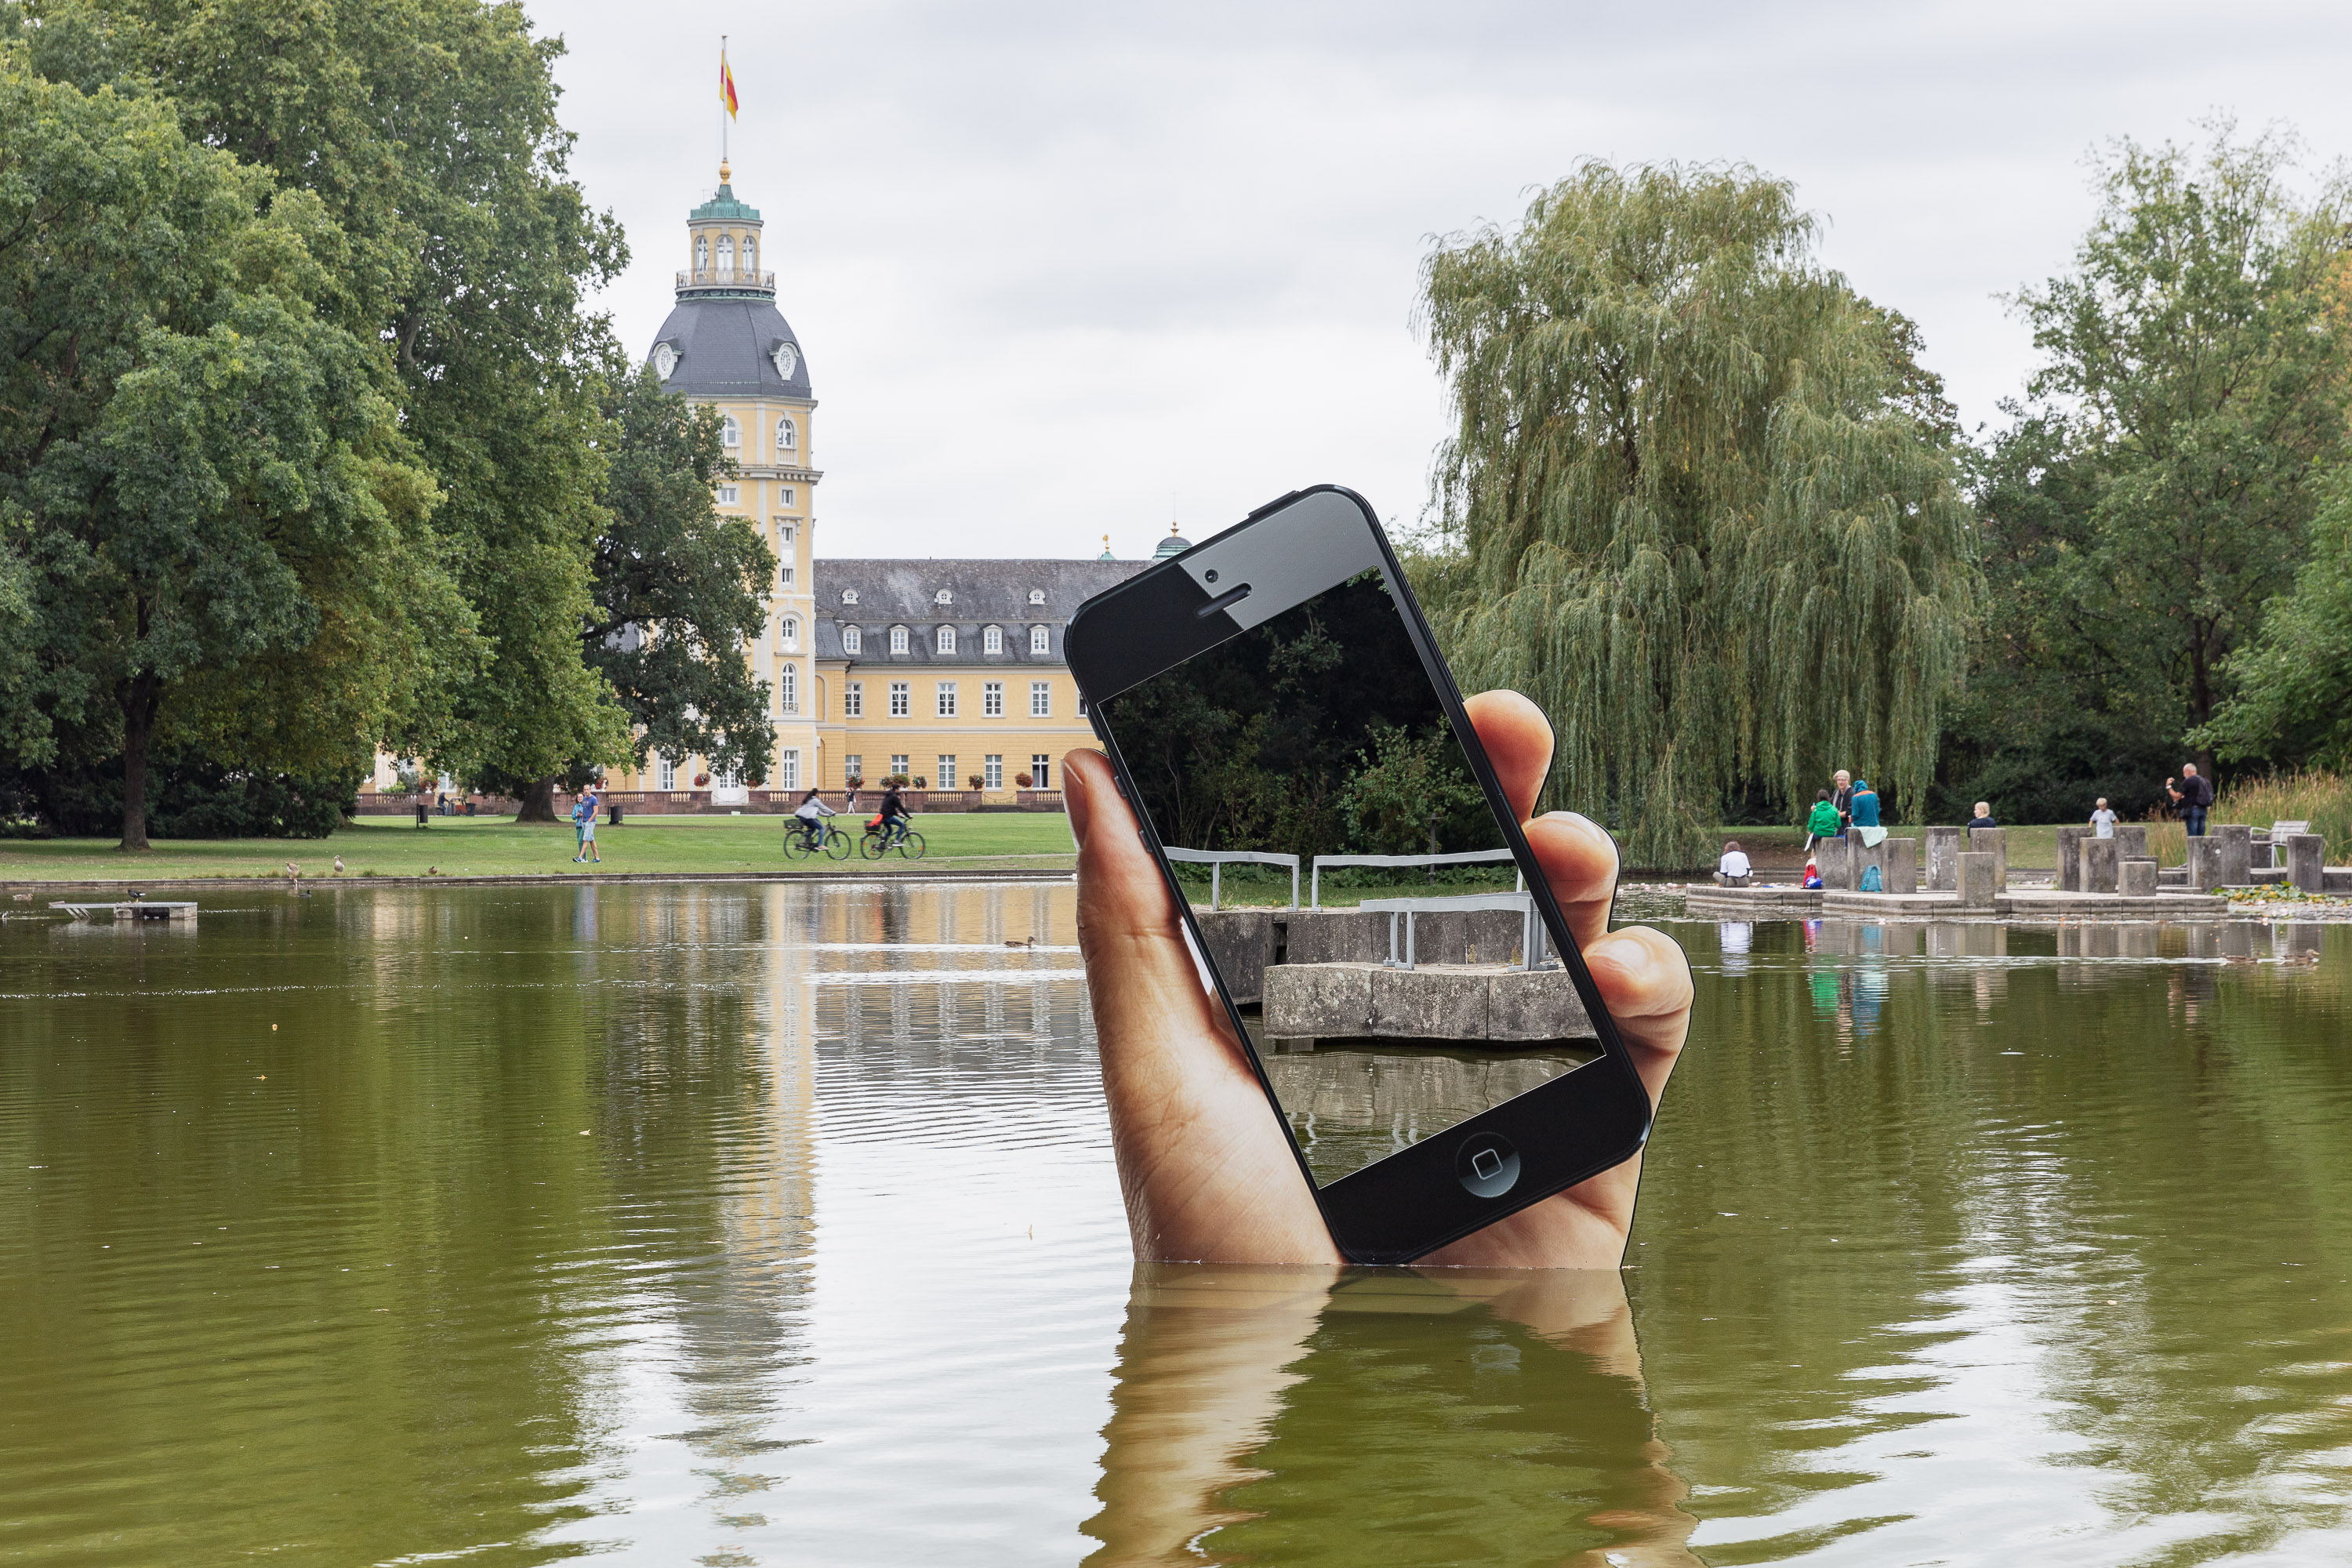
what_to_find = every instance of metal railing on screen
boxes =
[1308,848,1517,909]
[1161,848,1301,911]
[1353,891,1550,972]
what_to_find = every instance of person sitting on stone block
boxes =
[1714,840,1751,887]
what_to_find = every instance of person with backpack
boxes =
[874,780,912,848]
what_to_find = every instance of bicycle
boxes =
[785,822,854,861]
[859,822,926,860]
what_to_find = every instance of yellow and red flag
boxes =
[720,51,739,118]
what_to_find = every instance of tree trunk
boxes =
[119,674,162,852]
[514,775,561,823]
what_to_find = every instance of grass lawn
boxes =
[0,811,1076,885]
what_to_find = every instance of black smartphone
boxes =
[1065,485,1653,1265]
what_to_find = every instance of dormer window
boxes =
[984,625,1004,655]
[652,343,678,379]
[1030,625,1050,655]
[889,626,909,655]
[935,589,953,604]
[1028,589,1047,605]
[937,625,956,655]
[841,589,858,604]
[844,626,862,655]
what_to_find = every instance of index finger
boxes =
[1463,689,1617,952]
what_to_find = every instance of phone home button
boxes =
[1457,1132,1520,1200]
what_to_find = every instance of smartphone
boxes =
[1065,485,1653,1265]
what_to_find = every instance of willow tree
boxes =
[1414,162,1978,866]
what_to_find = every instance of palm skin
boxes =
[1065,690,1694,1268]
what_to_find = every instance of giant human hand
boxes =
[1065,690,1693,1267]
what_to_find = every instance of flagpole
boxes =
[720,35,728,171]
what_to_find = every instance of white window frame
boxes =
[658,756,677,791]
[984,625,1004,655]
[890,754,909,779]
[844,754,863,783]
[778,416,798,452]
[722,414,741,448]
[778,748,800,791]
[844,681,863,717]
[779,562,795,588]
[983,681,1004,717]
[843,626,862,655]
[1030,681,1051,717]
[779,616,799,652]
[717,484,740,505]
[937,625,956,655]
[936,681,957,717]
[779,664,798,716]
[1029,625,1050,655]
[938,755,958,789]
[783,487,797,506]
[888,681,910,717]
[1028,589,1046,605]
[1031,754,1051,790]
[985,754,1003,790]
[890,626,909,655]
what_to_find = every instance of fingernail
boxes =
[1064,763,1091,848]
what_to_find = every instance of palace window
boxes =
[840,586,857,604]
[779,562,795,589]
[659,755,677,791]
[722,414,741,448]
[984,625,1003,655]
[843,626,862,655]
[937,681,957,717]
[1029,589,1046,605]
[779,416,798,452]
[779,521,796,546]
[937,626,956,655]
[983,681,1004,717]
[779,665,798,715]
[938,755,958,789]
[888,681,910,717]
[783,488,797,507]
[985,755,1003,790]
[718,235,735,274]
[777,748,799,791]
[844,754,862,783]
[779,617,800,652]
[1031,681,1051,717]
[1031,754,1051,790]
[889,626,909,655]
[695,236,709,270]
[844,681,863,717]
[1076,692,1087,717]
[743,235,758,273]
[717,484,739,505]
[1029,625,1050,655]
[890,754,909,779]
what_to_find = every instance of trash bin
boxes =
[608,803,623,827]
[415,803,429,828]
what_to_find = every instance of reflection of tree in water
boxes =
[1101,574,1492,862]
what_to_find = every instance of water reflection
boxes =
[5,895,2352,1563]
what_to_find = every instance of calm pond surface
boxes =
[4,884,2350,1566]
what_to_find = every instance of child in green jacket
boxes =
[1803,789,1842,852]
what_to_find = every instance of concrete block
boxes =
[1815,835,1856,891]
[2287,833,2325,894]
[1370,965,1490,1040]
[2216,824,2252,887]
[2056,826,2089,892]
[1195,909,1272,1005]
[1958,851,1997,909]
[1486,968,1595,1041]
[1926,826,1965,891]
[1968,826,2008,891]
[2079,837,2119,894]
[2115,824,2148,861]
[2119,858,2158,897]
[1280,910,1382,966]
[1882,837,1919,895]
[2188,836,2224,892]
[1264,963,1374,1040]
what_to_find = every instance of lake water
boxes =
[3,884,2350,1566]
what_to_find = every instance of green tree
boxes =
[1971,125,2352,789]
[0,57,445,849]
[1414,162,1977,866]
[584,373,775,791]
[2193,466,2352,768]
[25,0,636,808]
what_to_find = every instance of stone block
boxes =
[2056,826,2089,892]
[2287,834,2325,894]
[2187,836,2224,892]
[1958,851,1997,909]
[2216,823,2252,887]
[1370,965,1490,1040]
[1882,837,1919,895]
[2114,824,2148,861]
[1926,826,1965,891]
[1968,826,2007,891]
[2079,837,2119,894]
[1195,909,1272,1005]
[1264,963,1374,1040]
[1280,910,1382,966]
[1486,968,1595,1041]
[1815,834,1856,891]
[2119,858,2158,897]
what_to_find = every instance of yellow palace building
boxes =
[593,162,1161,804]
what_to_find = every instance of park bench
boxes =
[2259,820,2311,869]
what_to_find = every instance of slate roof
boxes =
[649,296,812,401]
[811,558,1149,665]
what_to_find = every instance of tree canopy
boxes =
[1413,162,1978,865]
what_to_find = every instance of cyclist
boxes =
[790,786,836,851]
[877,780,912,848]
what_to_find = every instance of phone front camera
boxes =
[1205,569,1219,584]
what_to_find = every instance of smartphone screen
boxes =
[1093,568,1599,1188]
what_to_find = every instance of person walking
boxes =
[2169,764,2214,837]
[1803,789,1841,855]
[572,781,603,863]
[792,786,836,851]
[2089,798,2118,838]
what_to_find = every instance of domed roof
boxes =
[1152,526,1191,560]
[647,297,811,401]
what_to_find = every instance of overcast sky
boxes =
[523,1,2352,561]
